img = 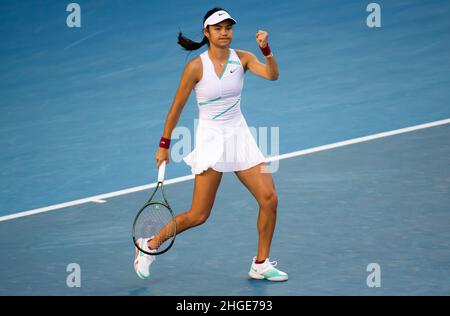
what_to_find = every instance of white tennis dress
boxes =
[183,48,266,174]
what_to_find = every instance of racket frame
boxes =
[132,162,176,255]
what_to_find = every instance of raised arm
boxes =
[236,30,279,81]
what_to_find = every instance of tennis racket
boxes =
[132,161,176,255]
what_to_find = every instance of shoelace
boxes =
[256,260,279,274]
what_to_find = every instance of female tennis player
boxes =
[134,7,288,281]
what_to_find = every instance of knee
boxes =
[258,190,278,210]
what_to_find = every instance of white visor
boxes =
[203,10,237,29]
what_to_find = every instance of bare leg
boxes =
[235,163,278,261]
[149,168,223,249]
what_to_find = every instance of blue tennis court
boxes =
[1,0,449,295]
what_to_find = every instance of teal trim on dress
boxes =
[218,49,232,80]
[212,98,241,120]
[198,96,222,106]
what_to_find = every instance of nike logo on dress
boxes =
[230,69,236,73]
[218,13,224,16]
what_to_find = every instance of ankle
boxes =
[147,239,156,250]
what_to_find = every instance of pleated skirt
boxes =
[183,115,266,175]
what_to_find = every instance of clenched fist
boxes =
[256,30,269,48]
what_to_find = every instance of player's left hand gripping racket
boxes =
[132,161,176,255]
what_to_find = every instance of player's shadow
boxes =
[128,286,152,296]
[243,277,289,295]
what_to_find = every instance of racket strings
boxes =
[134,203,175,252]
[152,209,173,248]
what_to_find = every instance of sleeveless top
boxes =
[194,48,244,122]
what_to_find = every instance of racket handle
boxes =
[158,160,166,182]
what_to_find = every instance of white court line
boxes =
[1,118,449,222]
[92,199,107,204]
[267,118,450,162]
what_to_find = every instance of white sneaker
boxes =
[134,237,156,280]
[248,257,288,281]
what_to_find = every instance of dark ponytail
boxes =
[177,7,228,51]
[177,32,209,51]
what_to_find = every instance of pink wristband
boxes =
[259,43,271,56]
[159,137,171,149]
